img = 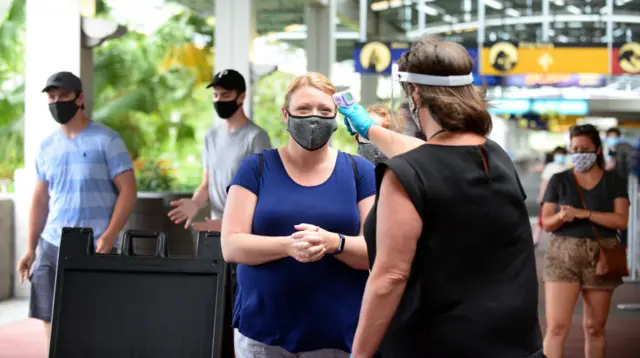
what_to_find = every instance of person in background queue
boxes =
[221,72,376,357]
[355,104,404,165]
[168,69,271,231]
[533,146,569,246]
[604,127,632,178]
[16,71,137,348]
[541,124,628,358]
[339,36,543,358]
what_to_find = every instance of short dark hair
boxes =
[570,124,605,169]
[606,127,621,137]
[397,36,491,136]
[552,146,567,156]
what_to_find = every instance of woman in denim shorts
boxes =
[541,124,629,358]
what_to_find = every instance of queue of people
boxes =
[15,35,631,358]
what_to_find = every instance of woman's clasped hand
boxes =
[288,223,339,263]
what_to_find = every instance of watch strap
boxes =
[334,234,346,255]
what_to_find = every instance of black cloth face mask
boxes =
[214,98,241,119]
[287,112,337,151]
[357,142,388,165]
[49,99,79,124]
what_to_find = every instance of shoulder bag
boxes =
[573,173,629,277]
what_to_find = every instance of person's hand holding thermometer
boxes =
[334,91,376,140]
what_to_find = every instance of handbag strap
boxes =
[572,172,604,247]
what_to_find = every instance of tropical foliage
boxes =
[0,0,356,192]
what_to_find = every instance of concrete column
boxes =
[13,0,82,298]
[305,0,336,78]
[215,0,254,117]
[80,48,94,117]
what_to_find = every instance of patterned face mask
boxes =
[570,152,598,172]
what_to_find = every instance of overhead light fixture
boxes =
[417,4,439,16]
[483,0,504,10]
[463,0,472,12]
[566,5,582,15]
[370,1,389,11]
[554,0,565,6]
[505,8,520,17]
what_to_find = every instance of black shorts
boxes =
[29,239,59,323]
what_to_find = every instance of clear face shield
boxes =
[388,63,475,137]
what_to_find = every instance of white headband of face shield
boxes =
[391,63,474,87]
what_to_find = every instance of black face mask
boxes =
[287,113,337,151]
[214,99,241,119]
[357,142,388,165]
[49,99,79,124]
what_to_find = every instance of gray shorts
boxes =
[234,330,349,358]
[29,239,59,323]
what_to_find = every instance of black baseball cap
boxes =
[206,69,246,93]
[42,71,83,93]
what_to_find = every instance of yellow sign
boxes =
[618,42,640,74]
[359,41,392,73]
[481,44,609,75]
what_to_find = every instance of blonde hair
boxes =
[284,72,337,110]
[366,104,405,132]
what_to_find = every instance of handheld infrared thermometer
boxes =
[333,91,357,133]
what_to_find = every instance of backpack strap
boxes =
[348,153,359,192]
[257,153,264,180]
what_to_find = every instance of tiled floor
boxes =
[0,231,638,358]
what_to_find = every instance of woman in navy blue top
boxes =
[221,72,377,357]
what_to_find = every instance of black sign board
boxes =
[49,228,228,358]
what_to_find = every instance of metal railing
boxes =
[618,175,640,311]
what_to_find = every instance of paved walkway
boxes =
[0,233,638,358]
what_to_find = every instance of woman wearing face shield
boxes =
[221,72,377,357]
[355,104,404,165]
[340,37,543,358]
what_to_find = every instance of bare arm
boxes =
[537,179,549,204]
[101,170,137,245]
[314,196,374,270]
[221,185,291,265]
[192,169,210,209]
[541,202,564,232]
[27,180,50,252]
[351,169,423,357]
[586,198,629,230]
[367,125,424,159]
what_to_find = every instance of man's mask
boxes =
[214,97,241,119]
[49,99,79,124]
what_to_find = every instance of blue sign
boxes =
[489,99,589,116]
[353,42,501,86]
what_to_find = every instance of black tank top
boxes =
[363,139,543,358]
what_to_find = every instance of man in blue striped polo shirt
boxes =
[16,71,138,346]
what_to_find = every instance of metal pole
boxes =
[618,175,640,311]
[541,0,550,42]
[606,0,614,77]
[477,0,485,80]
[418,0,426,34]
[359,0,367,42]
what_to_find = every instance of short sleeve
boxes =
[201,135,209,168]
[35,148,47,182]
[611,172,629,201]
[251,131,272,153]
[105,136,134,179]
[541,163,557,180]
[227,153,261,196]
[375,156,425,216]
[542,173,560,204]
[353,156,376,202]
